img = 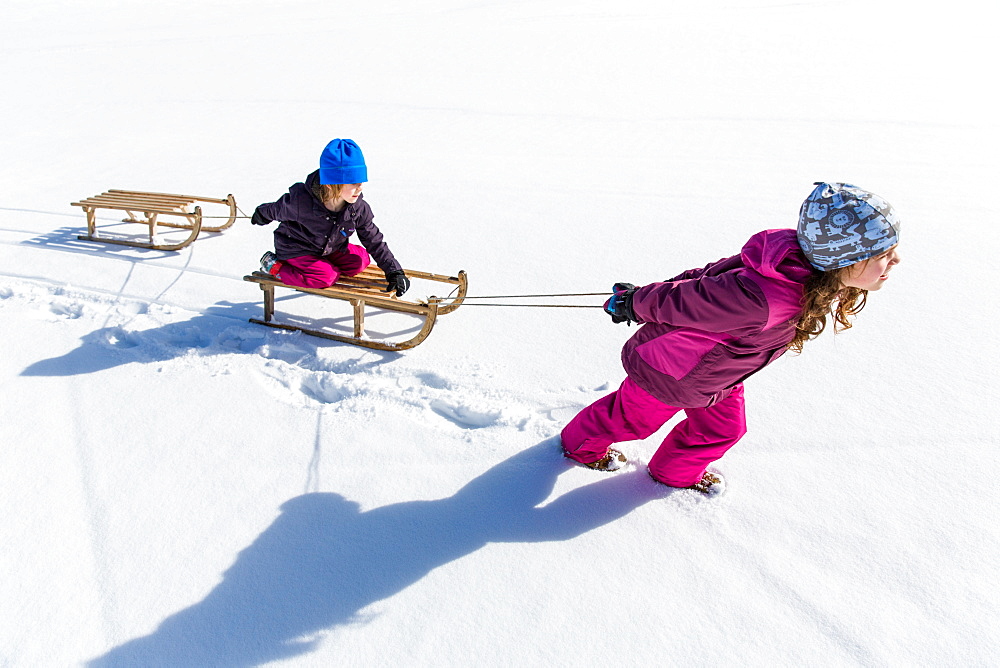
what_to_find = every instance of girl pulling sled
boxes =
[561,182,902,495]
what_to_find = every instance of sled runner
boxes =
[243,266,468,351]
[72,189,238,251]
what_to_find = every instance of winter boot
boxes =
[568,447,627,472]
[688,469,726,496]
[260,251,282,276]
[648,468,727,496]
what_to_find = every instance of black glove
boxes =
[384,270,410,297]
[604,282,641,325]
[251,207,271,226]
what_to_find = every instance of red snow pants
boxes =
[561,378,747,487]
[275,244,371,289]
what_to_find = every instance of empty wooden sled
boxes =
[243,266,468,351]
[72,189,238,251]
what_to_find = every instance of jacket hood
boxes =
[740,228,815,285]
[305,169,320,189]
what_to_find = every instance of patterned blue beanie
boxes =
[319,138,367,185]
[797,182,901,271]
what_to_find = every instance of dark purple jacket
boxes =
[254,170,402,274]
[622,229,816,408]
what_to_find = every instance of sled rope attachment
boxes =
[200,204,253,220]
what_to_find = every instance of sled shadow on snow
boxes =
[19,297,403,378]
[21,223,231,255]
[88,438,670,667]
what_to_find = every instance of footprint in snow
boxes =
[163,326,210,349]
[395,371,451,391]
[216,326,266,352]
[49,302,85,319]
[259,340,314,364]
[414,371,450,390]
[102,327,141,349]
[299,375,358,405]
[430,399,501,429]
[546,406,579,423]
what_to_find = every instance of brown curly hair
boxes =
[787,266,868,354]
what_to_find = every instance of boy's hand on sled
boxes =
[604,283,641,325]
[251,207,271,226]
[384,270,410,297]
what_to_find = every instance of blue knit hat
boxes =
[319,139,367,185]
[797,182,901,271]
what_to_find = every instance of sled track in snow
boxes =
[0,222,267,318]
[0,215,609,449]
[0,267,246,322]
[0,268,596,445]
[0,228,243,280]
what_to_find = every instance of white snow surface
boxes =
[2,1,999,666]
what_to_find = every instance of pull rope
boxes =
[198,204,254,219]
[452,303,606,308]
[177,206,611,310]
[460,292,612,299]
[453,291,613,308]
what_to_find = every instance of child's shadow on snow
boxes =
[20,300,397,377]
[88,439,668,667]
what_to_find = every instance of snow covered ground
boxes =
[2,0,998,665]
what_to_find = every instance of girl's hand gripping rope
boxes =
[604,282,641,325]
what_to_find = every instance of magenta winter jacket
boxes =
[622,229,816,408]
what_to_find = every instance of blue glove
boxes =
[604,282,640,325]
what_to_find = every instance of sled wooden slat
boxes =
[108,189,233,205]
[243,268,468,351]
[330,266,466,315]
[71,189,238,251]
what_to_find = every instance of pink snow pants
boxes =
[561,378,747,487]
[275,244,371,289]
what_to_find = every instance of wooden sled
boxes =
[72,189,238,251]
[243,266,468,351]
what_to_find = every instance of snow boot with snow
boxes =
[648,468,726,496]
[567,447,627,472]
[688,470,726,496]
